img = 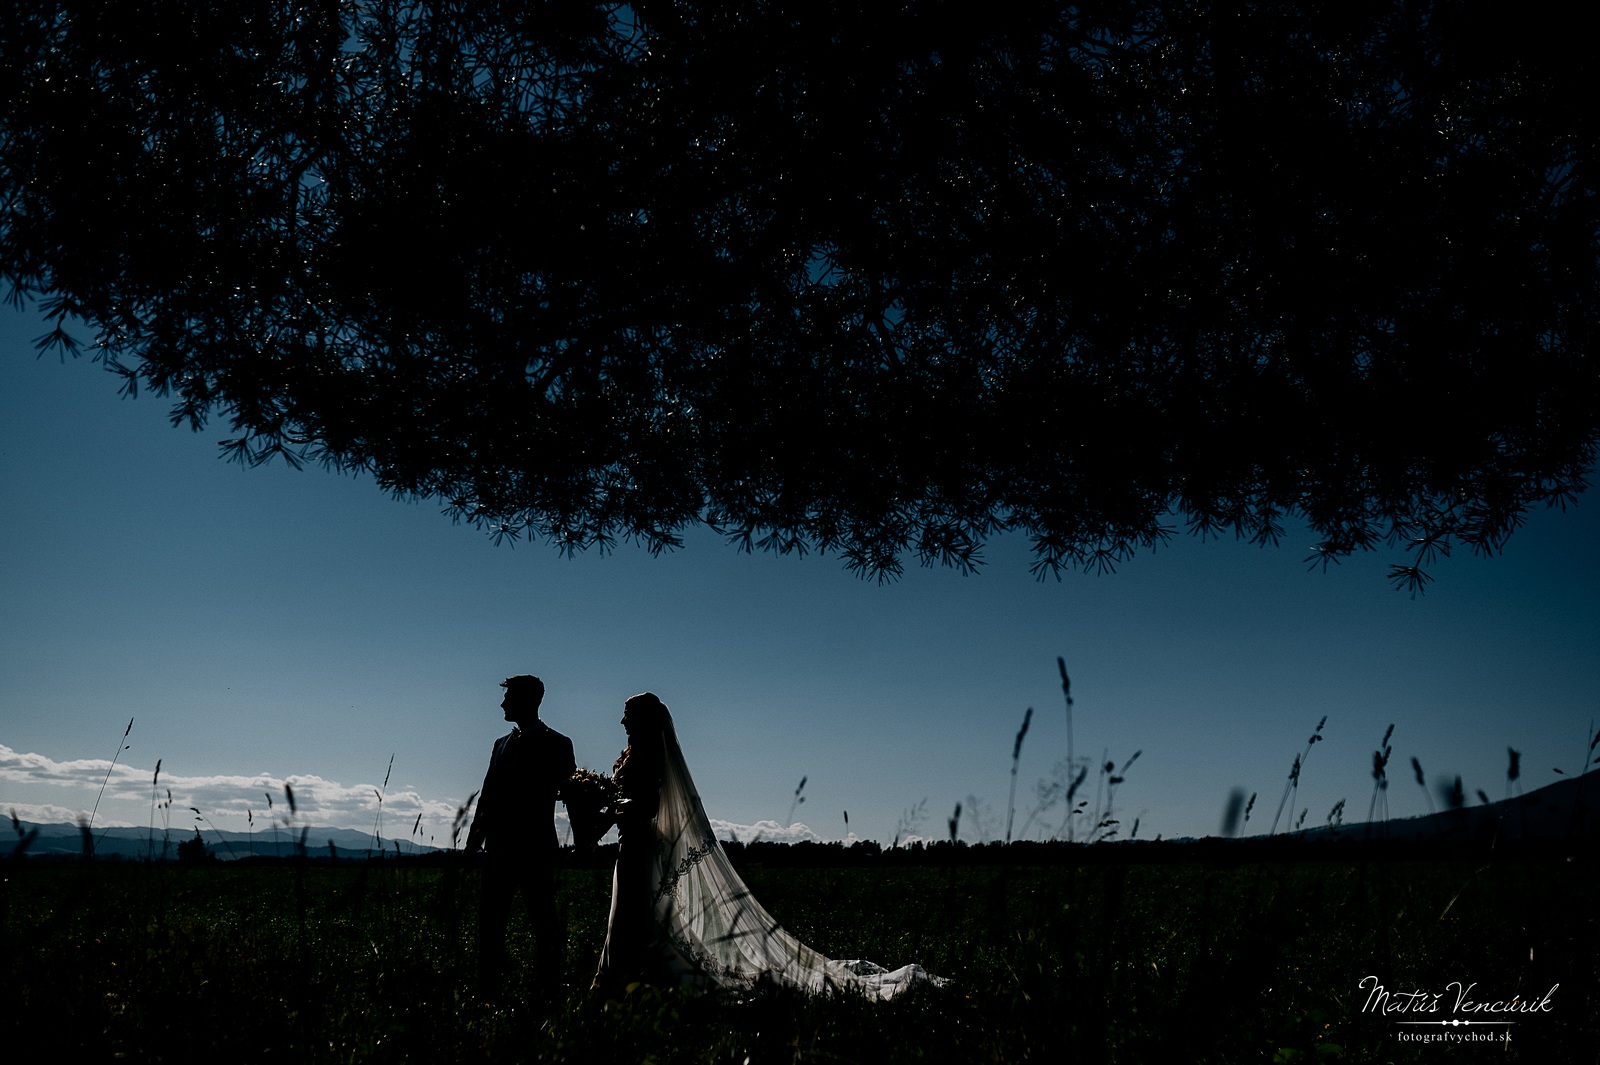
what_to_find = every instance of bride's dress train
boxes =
[595,711,944,1000]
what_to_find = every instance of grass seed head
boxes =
[1012,708,1033,762]
[1220,788,1247,837]
[1440,775,1466,810]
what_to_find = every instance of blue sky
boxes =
[3,299,1598,847]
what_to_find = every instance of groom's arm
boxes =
[462,743,497,854]
[554,734,576,798]
[463,791,489,854]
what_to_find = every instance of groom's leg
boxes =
[523,859,563,989]
[477,860,515,996]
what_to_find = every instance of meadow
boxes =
[3,843,1594,1063]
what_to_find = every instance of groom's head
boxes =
[500,675,545,724]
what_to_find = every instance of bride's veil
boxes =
[644,710,941,999]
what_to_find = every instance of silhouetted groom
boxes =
[464,674,576,994]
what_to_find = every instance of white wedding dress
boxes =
[597,710,945,1000]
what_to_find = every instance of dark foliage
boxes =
[176,828,213,863]
[3,857,1595,1062]
[2,1,1595,583]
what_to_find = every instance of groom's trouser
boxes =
[478,852,562,992]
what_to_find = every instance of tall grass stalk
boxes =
[449,790,477,850]
[1440,774,1465,810]
[368,755,395,859]
[1089,750,1140,841]
[1015,769,1061,841]
[8,809,38,859]
[266,791,280,855]
[1411,756,1437,813]
[1366,724,1394,826]
[1005,707,1032,843]
[1221,788,1248,837]
[282,782,310,859]
[159,788,173,859]
[146,759,162,861]
[1269,716,1325,836]
[189,806,238,859]
[1058,765,1089,841]
[1058,658,1075,837]
[890,799,927,849]
[88,717,134,854]
[785,776,807,828]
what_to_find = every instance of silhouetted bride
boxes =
[590,692,943,999]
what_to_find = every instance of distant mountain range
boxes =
[6,820,448,860]
[7,770,1594,860]
[1289,765,1600,845]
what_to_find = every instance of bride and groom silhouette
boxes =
[463,675,941,1000]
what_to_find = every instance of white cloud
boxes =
[1,745,856,848]
[0,745,122,787]
[709,818,824,844]
[4,801,93,826]
[0,744,465,838]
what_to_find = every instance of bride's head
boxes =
[622,691,670,742]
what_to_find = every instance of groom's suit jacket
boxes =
[466,719,576,859]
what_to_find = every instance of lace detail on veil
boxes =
[637,713,946,1000]
[653,836,718,906]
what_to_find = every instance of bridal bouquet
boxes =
[564,767,620,851]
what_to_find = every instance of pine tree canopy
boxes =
[3,1,1595,586]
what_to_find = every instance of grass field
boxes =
[3,849,1594,1063]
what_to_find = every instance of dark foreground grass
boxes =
[3,850,1594,1063]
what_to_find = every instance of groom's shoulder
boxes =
[535,719,573,744]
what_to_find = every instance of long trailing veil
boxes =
[609,709,945,1000]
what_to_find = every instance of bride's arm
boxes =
[614,747,664,826]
